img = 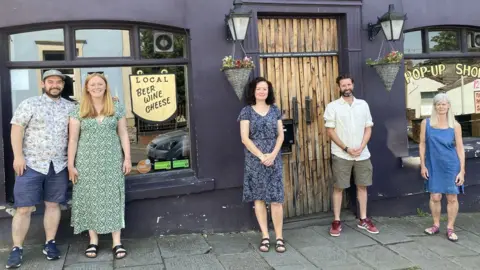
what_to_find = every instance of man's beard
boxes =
[44,87,62,98]
[341,89,353,97]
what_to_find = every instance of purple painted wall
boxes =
[0,0,480,237]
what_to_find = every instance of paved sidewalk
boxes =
[1,213,480,269]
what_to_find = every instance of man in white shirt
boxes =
[323,74,379,237]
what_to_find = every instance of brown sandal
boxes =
[275,239,286,253]
[259,238,270,252]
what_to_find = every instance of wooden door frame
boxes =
[241,0,364,98]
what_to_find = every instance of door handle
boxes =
[305,96,312,125]
[292,97,298,125]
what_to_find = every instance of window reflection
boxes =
[428,30,460,52]
[140,28,186,59]
[9,29,64,61]
[467,30,480,53]
[405,58,480,143]
[404,31,423,54]
[10,66,190,175]
[75,29,131,57]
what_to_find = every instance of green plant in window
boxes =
[430,31,458,52]
[366,50,403,66]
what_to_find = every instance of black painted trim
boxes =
[6,58,189,69]
[126,176,215,202]
[0,32,7,202]
[243,0,362,6]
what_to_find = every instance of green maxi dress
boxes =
[70,102,126,234]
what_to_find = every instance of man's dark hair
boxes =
[245,77,275,105]
[336,74,354,85]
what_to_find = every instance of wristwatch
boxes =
[343,146,348,152]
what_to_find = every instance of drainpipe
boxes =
[461,75,465,114]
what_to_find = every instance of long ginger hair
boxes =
[79,73,115,118]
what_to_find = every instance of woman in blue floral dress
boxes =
[238,77,285,253]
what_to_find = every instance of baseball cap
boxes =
[42,69,65,81]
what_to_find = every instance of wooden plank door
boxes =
[257,18,339,218]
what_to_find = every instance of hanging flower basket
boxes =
[371,62,401,91]
[366,50,403,92]
[221,56,255,100]
[223,68,253,100]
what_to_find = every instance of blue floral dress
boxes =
[238,105,284,203]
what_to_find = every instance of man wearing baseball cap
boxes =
[6,69,75,268]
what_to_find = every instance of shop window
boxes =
[74,29,131,57]
[404,31,423,54]
[405,58,480,144]
[9,65,190,175]
[9,29,64,61]
[428,30,461,52]
[35,41,83,99]
[140,28,186,59]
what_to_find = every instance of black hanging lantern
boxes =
[368,4,407,41]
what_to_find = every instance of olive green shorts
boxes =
[331,155,373,189]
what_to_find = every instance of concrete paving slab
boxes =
[415,234,478,257]
[449,255,480,270]
[455,213,480,234]
[65,241,113,266]
[348,244,415,270]
[217,251,271,270]
[157,234,211,258]
[163,254,224,270]
[310,225,377,249]
[205,233,253,255]
[282,227,331,249]
[387,241,463,270]
[272,265,318,270]
[113,239,163,268]
[346,220,413,245]
[298,245,364,269]
[452,230,480,253]
[116,264,165,270]
[373,216,430,236]
[64,262,113,270]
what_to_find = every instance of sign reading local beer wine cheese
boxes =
[129,70,177,122]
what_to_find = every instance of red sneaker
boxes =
[357,218,379,234]
[329,220,342,237]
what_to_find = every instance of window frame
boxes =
[0,22,205,204]
[405,26,480,59]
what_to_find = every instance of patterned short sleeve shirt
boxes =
[10,94,75,175]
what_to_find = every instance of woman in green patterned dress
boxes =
[68,73,131,259]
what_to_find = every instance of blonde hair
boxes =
[430,93,455,129]
[79,73,115,118]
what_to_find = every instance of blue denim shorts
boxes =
[13,163,68,207]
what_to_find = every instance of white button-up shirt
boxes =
[323,97,374,161]
[10,94,75,175]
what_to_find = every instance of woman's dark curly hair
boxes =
[245,77,275,105]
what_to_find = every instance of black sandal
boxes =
[85,244,98,258]
[112,244,127,259]
[259,238,270,252]
[275,239,286,253]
